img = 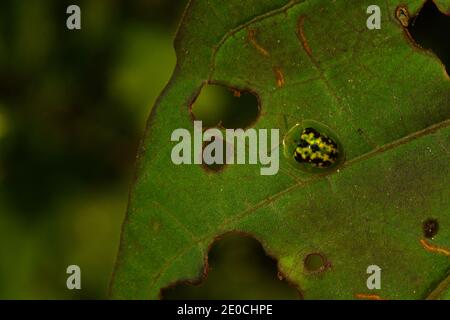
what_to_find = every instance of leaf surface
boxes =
[111,0,450,299]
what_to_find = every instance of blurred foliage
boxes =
[0,0,184,299]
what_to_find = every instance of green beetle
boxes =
[294,127,339,168]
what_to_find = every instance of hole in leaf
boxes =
[191,84,260,129]
[423,218,439,239]
[407,0,450,74]
[161,234,301,300]
[304,253,329,273]
[201,137,229,173]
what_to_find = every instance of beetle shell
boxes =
[294,127,339,168]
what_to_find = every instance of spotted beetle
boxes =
[294,127,339,168]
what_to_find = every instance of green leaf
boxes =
[110,0,450,299]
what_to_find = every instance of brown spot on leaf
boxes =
[355,293,384,300]
[232,89,241,97]
[423,218,439,239]
[153,222,161,233]
[273,67,285,88]
[396,6,410,27]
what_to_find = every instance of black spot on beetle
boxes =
[298,141,309,148]
[311,144,320,152]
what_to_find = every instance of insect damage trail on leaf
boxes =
[247,29,286,88]
[273,67,285,88]
[296,15,313,58]
[248,28,270,57]
[420,239,450,257]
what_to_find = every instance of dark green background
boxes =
[0,0,185,299]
